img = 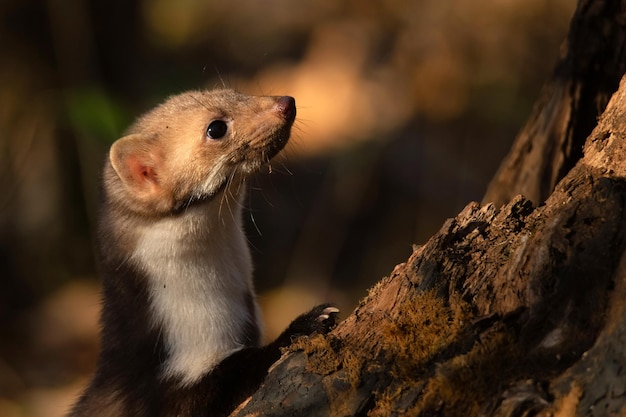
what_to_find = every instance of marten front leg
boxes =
[191,304,339,416]
[269,303,340,349]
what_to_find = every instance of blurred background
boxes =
[0,0,574,416]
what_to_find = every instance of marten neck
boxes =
[97,186,259,387]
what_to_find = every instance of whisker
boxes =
[214,65,227,89]
[218,169,240,226]
[254,174,275,209]
[282,161,294,176]
[249,209,262,237]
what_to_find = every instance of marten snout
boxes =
[275,96,296,123]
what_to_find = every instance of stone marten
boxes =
[69,89,339,417]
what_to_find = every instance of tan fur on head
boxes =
[105,89,294,217]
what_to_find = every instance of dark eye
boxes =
[206,120,228,140]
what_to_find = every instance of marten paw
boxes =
[286,303,340,340]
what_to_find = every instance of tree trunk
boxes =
[230,1,626,416]
[482,0,626,207]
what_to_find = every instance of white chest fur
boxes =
[131,203,256,386]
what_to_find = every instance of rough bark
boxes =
[229,1,626,416]
[482,0,626,207]
[230,76,626,417]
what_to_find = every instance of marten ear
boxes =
[109,134,164,197]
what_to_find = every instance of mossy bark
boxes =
[230,1,626,416]
[230,80,626,417]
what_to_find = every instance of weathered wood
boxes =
[482,0,626,207]
[231,75,626,417]
[229,1,626,415]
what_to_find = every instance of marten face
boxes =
[106,89,296,216]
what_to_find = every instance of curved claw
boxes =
[317,306,340,324]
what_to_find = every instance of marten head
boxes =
[104,89,296,216]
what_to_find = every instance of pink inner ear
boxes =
[128,155,158,186]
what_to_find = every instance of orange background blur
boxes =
[0,1,573,416]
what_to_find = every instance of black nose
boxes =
[276,96,296,122]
